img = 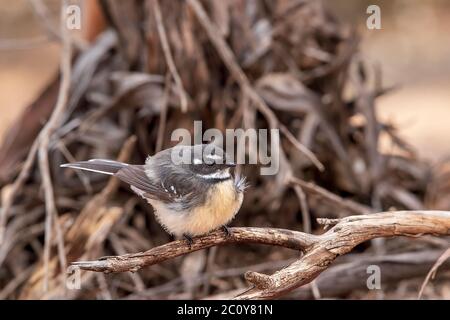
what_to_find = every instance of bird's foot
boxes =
[183,233,194,248]
[221,225,232,237]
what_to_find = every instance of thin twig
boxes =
[0,141,39,243]
[28,0,86,50]
[151,0,188,112]
[57,141,93,194]
[156,73,171,152]
[418,247,450,299]
[39,0,72,292]
[289,177,371,214]
[292,185,321,298]
[293,185,311,233]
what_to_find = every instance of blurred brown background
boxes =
[1,0,450,160]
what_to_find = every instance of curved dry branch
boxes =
[72,227,318,273]
[237,210,450,299]
[71,211,450,299]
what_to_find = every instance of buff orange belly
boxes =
[184,180,243,236]
[150,179,243,237]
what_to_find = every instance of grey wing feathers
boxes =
[60,159,128,175]
[114,166,173,202]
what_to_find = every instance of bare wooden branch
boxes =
[72,227,318,272]
[237,210,450,299]
[295,249,450,299]
[71,211,450,300]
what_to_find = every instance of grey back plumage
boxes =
[143,146,212,211]
[61,145,246,213]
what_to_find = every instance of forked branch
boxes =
[71,211,450,299]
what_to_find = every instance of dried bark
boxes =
[72,211,450,299]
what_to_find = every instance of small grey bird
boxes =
[61,144,246,243]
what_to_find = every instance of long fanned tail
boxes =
[61,160,168,201]
[60,159,129,175]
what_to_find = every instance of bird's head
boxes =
[183,144,236,181]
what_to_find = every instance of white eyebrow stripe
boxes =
[205,154,222,160]
[197,169,231,180]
